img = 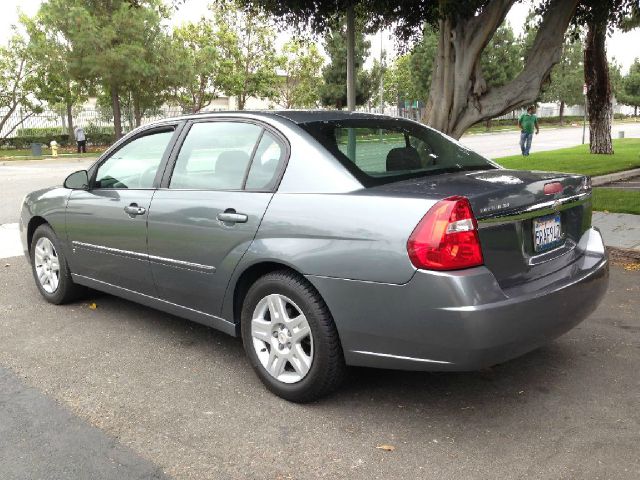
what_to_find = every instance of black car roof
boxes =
[184,109,392,125]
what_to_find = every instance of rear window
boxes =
[300,119,497,187]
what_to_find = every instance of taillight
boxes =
[407,196,484,271]
[543,182,563,195]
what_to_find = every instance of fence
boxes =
[0,107,187,141]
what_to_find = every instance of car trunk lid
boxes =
[370,169,593,289]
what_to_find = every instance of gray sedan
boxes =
[20,111,609,402]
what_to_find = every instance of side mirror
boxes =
[64,170,89,190]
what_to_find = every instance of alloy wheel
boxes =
[34,237,60,294]
[251,293,313,384]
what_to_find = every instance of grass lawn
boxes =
[495,138,640,176]
[593,188,640,215]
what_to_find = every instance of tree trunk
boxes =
[423,0,579,139]
[66,102,74,142]
[634,105,637,116]
[559,100,565,125]
[133,96,142,128]
[111,86,123,139]
[584,21,613,154]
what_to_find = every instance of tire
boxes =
[30,224,85,304]
[241,270,346,402]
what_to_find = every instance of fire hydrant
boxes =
[49,140,58,157]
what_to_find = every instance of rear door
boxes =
[146,119,286,316]
[66,126,179,295]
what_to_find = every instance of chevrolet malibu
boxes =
[20,111,609,402]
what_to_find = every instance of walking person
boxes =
[518,105,539,156]
[74,126,87,154]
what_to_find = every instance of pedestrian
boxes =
[518,105,539,156]
[74,126,87,154]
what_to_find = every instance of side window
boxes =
[95,130,174,189]
[170,122,262,190]
[245,132,283,190]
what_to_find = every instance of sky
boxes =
[2,0,639,74]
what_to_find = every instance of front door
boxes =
[65,127,178,295]
[147,120,286,316]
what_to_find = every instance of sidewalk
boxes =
[592,212,640,252]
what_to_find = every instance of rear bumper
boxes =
[306,227,609,371]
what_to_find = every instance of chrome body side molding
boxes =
[72,241,216,273]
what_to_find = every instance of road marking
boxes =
[0,223,24,259]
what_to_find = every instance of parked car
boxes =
[20,111,609,402]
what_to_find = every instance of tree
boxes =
[576,0,638,154]
[169,19,234,113]
[541,37,584,125]
[384,27,437,108]
[618,58,640,115]
[276,40,324,108]
[0,34,42,140]
[21,13,86,141]
[39,0,170,139]
[481,23,522,90]
[243,0,581,139]
[212,2,281,110]
[319,19,373,109]
[479,22,522,129]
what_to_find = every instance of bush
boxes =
[1,134,71,149]
[1,132,115,149]
[16,127,66,137]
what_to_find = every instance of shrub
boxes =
[1,132,115,149]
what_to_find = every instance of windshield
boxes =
[300,118,497,187]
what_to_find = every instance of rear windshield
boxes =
[300,118,497,187]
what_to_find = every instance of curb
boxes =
[592,168,640,186]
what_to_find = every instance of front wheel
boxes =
[30,224,85,304]
[241,271,346,402]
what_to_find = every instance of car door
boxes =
[146,120,286,316]
[65,125,180,295]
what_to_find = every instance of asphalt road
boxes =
[459,122,640,158]
[0,157,93,225]
[0,366,168,480]
[1,259,639,479]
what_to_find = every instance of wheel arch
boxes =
[26,216,50,255]
[230,261,303,326]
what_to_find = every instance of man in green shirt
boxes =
[518,105,539,156]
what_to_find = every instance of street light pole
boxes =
[346,3,356,113]
[379,30,384,115]
[582,83,587,145]
[346,2,357,161]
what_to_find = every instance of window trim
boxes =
[160,117,290,193]
[89,123,182,191]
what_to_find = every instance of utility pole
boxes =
[582,83,587,144]
[379,30,384,115]
[346,2,356,161]
[346,3,356,112]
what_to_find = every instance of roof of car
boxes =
[185,109,393,125]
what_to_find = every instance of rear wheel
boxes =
[241,271,346,402]
[30,224,85,304]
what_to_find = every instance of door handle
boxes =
[217,210,248,224]
[124,203,146,217]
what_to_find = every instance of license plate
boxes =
[533,214,562,252]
